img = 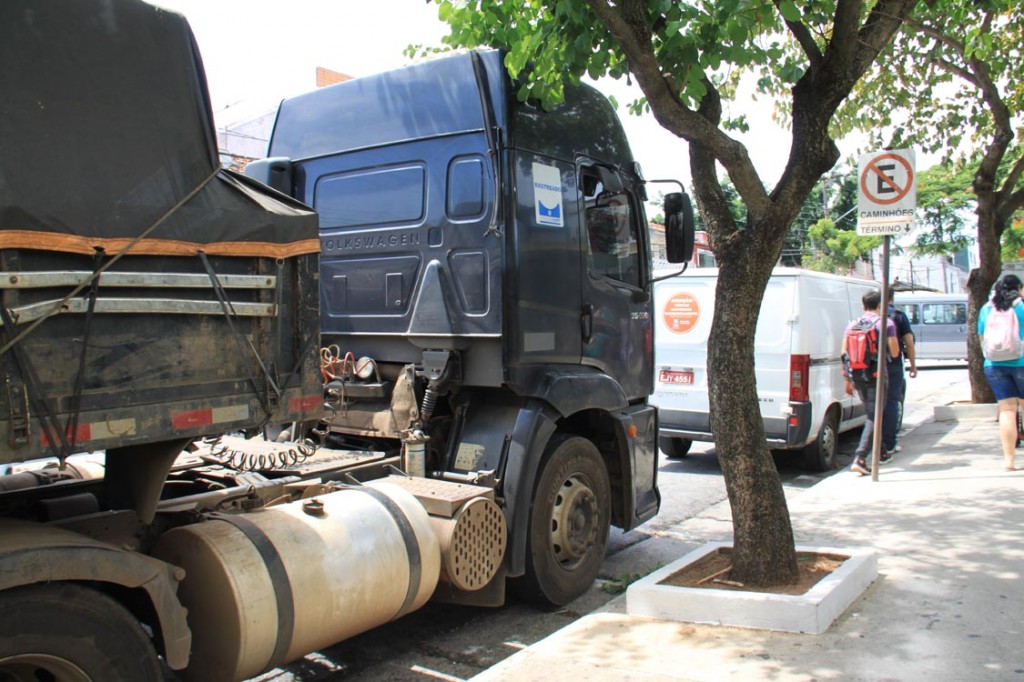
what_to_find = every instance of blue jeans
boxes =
[983,364,1024,400]
[883,362,904,451]
[852,376,882,457]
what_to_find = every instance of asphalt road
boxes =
[254,362,970,682]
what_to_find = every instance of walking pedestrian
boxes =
[885,288,917,454]
[978,274,1024,471]
[843,290,900,475]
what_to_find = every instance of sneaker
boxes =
[891,444,902,453]
[880,453,893,465]
[851,458,869,475]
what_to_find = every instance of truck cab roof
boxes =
[269,50,634,169]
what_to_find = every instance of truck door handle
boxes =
[581,304,594,343]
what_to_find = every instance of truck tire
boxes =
[659,435,692,459]
[802,408,839,472]
[0,583,161,682]
[515,435,611,607]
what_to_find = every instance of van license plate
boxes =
[659,369,694,385]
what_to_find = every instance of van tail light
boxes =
[789,354,810,402]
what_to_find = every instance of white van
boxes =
[893,292,967,361]
[651,267,878,471]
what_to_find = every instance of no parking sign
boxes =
[857,149,917,236]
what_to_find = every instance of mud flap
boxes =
[617,404,660,528]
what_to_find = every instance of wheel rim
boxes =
[0,654,92,682]
[548,473,599,570]
[822,422,837,459]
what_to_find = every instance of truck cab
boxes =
[249,50,693,606]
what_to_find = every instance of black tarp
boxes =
[0,0,317,257]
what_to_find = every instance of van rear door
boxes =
[651,272,716,439]
[752,276,797,443]
[651,272,795,444]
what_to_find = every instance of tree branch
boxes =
[1001,186,1024,225]
[788,0,916,138]
[581,0,704,136]
[996,153,1024,215]
[773,0,822,66]
[966,12,1013,190]
[907,17,969,59]
[826,0,863,67]
[690,79,745,249]
[905,10,1010,194]
[846,0,920,84]
[930,55,979,87]
[582,0,770,214]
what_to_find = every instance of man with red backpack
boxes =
[842,290,900,475]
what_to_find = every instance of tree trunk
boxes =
[708,235,799,586]
[967,187,1006,403]
[588,0,918,588]
[966,269,996,404]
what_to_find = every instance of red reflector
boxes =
[789,354,810,402]
[172,409,213,430]
[40,424,90,448]
[788,415,799,427]
[290,395,323,414]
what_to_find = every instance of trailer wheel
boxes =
[516,435,611,607]
[659,435,692,459]
[0,583,161,682]
[802,408,839,472]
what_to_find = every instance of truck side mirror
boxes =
[664,192,695,263]
[244,157,294,196]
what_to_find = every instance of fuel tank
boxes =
[154,482,441,681]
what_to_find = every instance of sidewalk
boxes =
[473,407,1024,681]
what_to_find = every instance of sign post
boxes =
[857,149,917,480]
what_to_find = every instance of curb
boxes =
[933,403,995,422]
[625,542,878,634]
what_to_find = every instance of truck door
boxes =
[579,163,653,400]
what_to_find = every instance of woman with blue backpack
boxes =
[978,273,1024,471]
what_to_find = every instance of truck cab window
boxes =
[583,176,641,288]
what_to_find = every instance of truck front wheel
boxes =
[516,435,611,607]
[0,583,161,682]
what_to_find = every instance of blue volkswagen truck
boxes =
[248,48,693,610]
[0,0,691,677]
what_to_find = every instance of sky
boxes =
[149,0,861,193]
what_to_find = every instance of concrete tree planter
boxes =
[626,541,878,634]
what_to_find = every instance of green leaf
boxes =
[778,1,800,23]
